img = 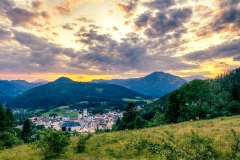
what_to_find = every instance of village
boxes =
[28,109,124,133]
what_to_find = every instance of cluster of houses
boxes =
[29,109,123,133]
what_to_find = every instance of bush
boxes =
[0,132,23,150]
[76,134,92,153]
[186,131,218,160]
[231,129,240,159]
[35,129,70,159]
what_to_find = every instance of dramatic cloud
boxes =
[185,39,240,61]
[0,0,239,80]
[41,11,52,20]
[6,8,42,27]
[32,1,45,10]
[12,30,77,70]
[118,0,140,17]
[53,0,86,15]
[54,6,71,15]
[0,0,15,12]
[143,8,192,38]
[144,0,175,10]
[0,28,12,42]
[134,12,150,28]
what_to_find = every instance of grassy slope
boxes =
[1,115,240,160]
[34,106,78,117]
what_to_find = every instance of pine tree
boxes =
[21,119,33,143]
[121,102,137,130]
[164,90,180,123]
[134,116,145,129]
[5,107,16,131]
[0,104,6,132]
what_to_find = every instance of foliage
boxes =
[117,102,138,130]
[164,90,180,123]
[230,129,240,159]
[134,116,146,129]
[76,134,92,153]
[0,104,6,132]
[0,105,23,150]
[0,132,23,150]
[21,119,33,143]
[5,107,17,131]
[35,129,70,159]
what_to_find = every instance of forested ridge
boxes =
[138,67,240,127]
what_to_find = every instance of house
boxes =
[62,121,81,131]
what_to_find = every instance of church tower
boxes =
[78,111,83,120]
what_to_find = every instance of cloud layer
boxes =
[0,0,239,81]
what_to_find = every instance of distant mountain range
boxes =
[32,79,50,84]
[0,80,45,98]
[92,72,187,97]
[7,77,148,109]
[183,75,208,81]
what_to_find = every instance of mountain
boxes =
[0,80,23,97]
[0,80,44,97]
[0,91,11,103]
[7,77,149,109]
[92,72,187,97]
[183,75,208,81]
[10,80,44,91]
[32,79,50,84]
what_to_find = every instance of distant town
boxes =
[14,108,127,133]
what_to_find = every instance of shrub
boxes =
[76,134,92,153]
[230,129,240,159]
[186,131,218,160]
[35,129,70,159]
[0,131,23,150]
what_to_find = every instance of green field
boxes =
[34,106,78,117]
[122,98,152,104]
[41,111,78,117]
[122,98,141,102]
[1,115,240,159]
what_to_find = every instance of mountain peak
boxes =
[144,71,176,80]
[54,77,73,83]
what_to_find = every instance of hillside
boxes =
[0,91,11,103]
[0,80,44,97]
[93,72,186,97]
[7,77,148,110]
[1,115,239,159]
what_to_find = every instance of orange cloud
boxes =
[32,1,45,10]
[53,0,86,15]
[117,0,139,18]
[41,11,52,20]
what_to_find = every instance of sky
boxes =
[0,0,240,82]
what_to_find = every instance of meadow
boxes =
[1,115,240,160]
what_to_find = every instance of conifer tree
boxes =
[5,107,16,131]
[120,102,137,130]
[21,119,33,143]
[0,104,6,132]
